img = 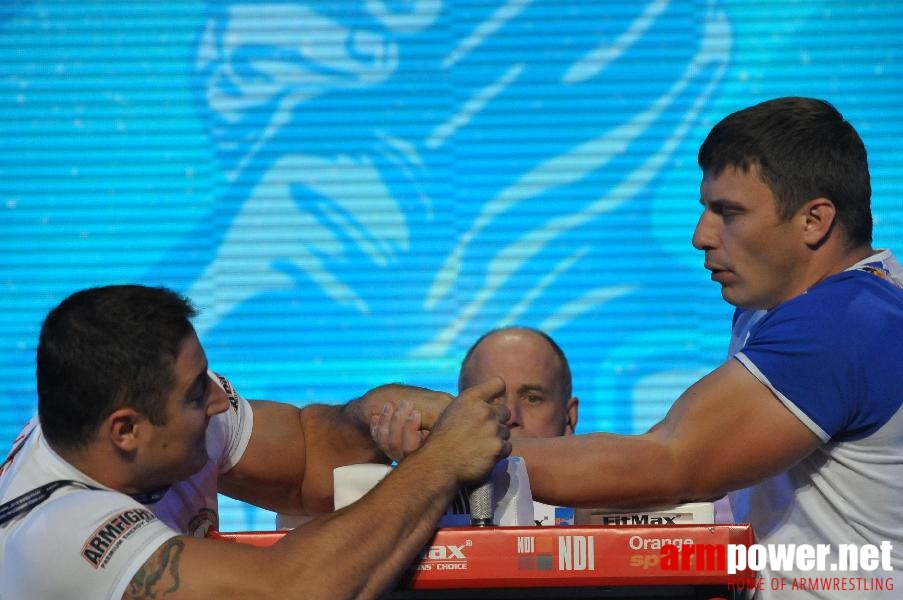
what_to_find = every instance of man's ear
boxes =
[106,408,144,452]
[800,198,837,249]
[564,397,579,436]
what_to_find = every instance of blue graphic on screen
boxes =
[2,1,903,530]
[160,0,729,403]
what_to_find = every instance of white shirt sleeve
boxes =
[207,371,254,473]
[3,489,179,600]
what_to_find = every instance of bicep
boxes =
[219,400,310,512]
[656,358,821,496]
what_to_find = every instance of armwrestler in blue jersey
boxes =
[375,97,903,598]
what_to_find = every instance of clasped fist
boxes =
[371,378,511,484]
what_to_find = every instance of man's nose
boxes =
[502,396,522,430]
[692,210,718,251]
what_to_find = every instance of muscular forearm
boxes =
[296,384,452,512]
[348,383,452,430]
[330,383,454,464]
[266,447,457,600]
[294,403,391,513]
[513,363,818,509]
[149,378,508,600]
[219,401,382,515]
[165,452,456,600]
[513,433,692,508]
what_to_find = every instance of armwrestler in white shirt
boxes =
[0,284,510,600]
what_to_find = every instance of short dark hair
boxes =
[37,285,197,451]
[459,326,572,400]
[698,97,872,247]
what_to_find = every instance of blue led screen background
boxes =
[2,1,902,530]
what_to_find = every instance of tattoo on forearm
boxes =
[124,538,185,599]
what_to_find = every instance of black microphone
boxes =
[468,478,494,527]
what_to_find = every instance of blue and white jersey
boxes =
[728,250,903,598]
